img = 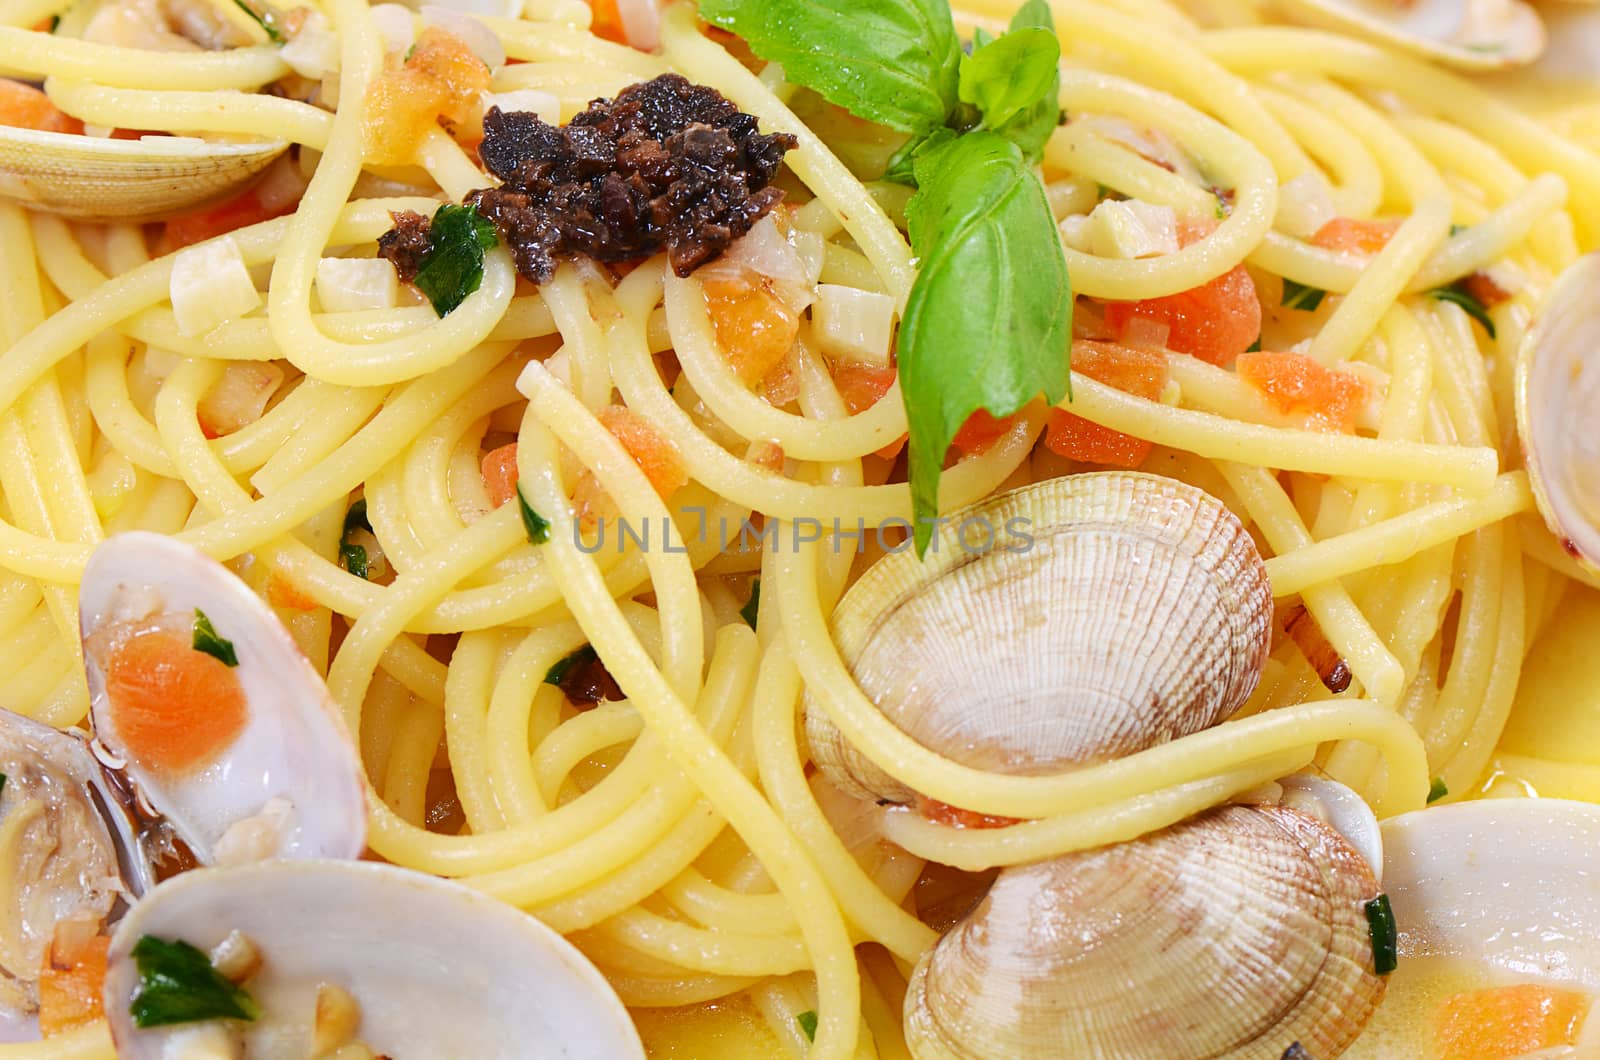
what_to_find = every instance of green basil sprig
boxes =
[415,204,499,317]
[129,935,261,1028]
[700,0,1071,556]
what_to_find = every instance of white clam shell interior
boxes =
[103,860,646,1059]
[79,533,365,864]
[1277,772,1384,883]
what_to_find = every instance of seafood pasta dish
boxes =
[2,0,1600,1054]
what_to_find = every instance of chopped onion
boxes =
[791,230,825,287]
[1057,213,1093,254]
[316,257,400,313]
[281,10,340,79]
[614,0,659,50]
[1084,199,1179,260]
[813,284,897,368]
[252,154,309,214]
[723,215,807,284]
[170,237,261,337]
[482,87,560,124]
[1277,171,1337,240]
[420,6,505,70]
[198,362,286,438]
[1075,115,1205,186]
[370,3,415,55]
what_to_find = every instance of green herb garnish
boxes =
[339,542,369,580]
[1363,894,1398,975]
[129,935,261,1028]
[230,0,283,42]
[1427,776,1448,803]
[414,203,499,317]
[46,15,59,32]
[1429,281,1496,339]
[704,0,1070,556]
[1246,336,1262,353]
[740,579,761,629]
[1281,278,1327,313]
[192,609,238,667]
[516,485,550,544]
[340,499,373,580]
[1449,223,1467,237]
[0,773,7,797]
[545,645,598,686]
[796,1010,818,1042]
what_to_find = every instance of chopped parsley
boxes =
[1426,776,1448,804]
[1281,278,1327,313]
[796,1010,818,1042]
[544,645,597,686]
[1428,281,1496,339]
[192,610,239,667]
[414,203,499,317]
[1363,894,1398,975]
[230,0,283,42]
[129,935,261,1028]
[740,579,761,630]
[340,499,373,580]
[516,486,550,544]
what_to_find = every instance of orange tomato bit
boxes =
[159,187,291,255]
[949,408,1018,459]
[0,78,82,135]
[364,28,491,164]
[588,0,628,43]
[1311,217,1400,255]
[1235,350,1369,433]
[38,935,110,1038]
[481,443,520,508]
[702,278,800,385]
[1043,340,1168,468]
[916,794,1021,830]
[104,628,249,777]
[599,405,687,499]
[1433,984,1590,1060]
[831,361,906,459]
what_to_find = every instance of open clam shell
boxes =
[103,860,646,1059]
[1274,0,1545,69]
[1516,253,1600,572]
[79,533,365,866]
[904,798,1387,1059]
[0,128,286,223]
[805,472,1273,807]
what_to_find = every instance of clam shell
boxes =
[904,803,1386,1059]
[1274,0,1545,69]
[79,533,365,865]
[103,860,646,1059]
[805,472,1272,806]
[1515,253,1600,572]
[0,127,285,223]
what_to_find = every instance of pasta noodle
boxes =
[0,0,1596,1053]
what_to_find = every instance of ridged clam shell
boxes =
[804,472,1273,805]
[904,804,1386,1059]
[1515,253,1600,572]
[1274,0,1544,70]
[0,126,285,223]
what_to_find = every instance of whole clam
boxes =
[1515,253,1600,572]
[102,860,646,1058]
[804,471,1273,810]
[1272,0,1546,69]
[904,795,1388,1059]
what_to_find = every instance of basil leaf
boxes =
[1363,894,1398,975]
[129,935,261,1028]
[339,542,369,580]
[230,0,283,42]
[343,499,372,535]
[901,132,1070,556]
[883,126,955,186]
[970,26,994,49]
[192,609,239,668]
[414,203,498,317]
[1429,282,1496,339]
[1281,278,1327,312]
[796,1010,818,1042]
[1426,776,1448,803]
[987,0,1062,162]
[516,485,551,544]
[740,579,761,629]
[545,645,597,686]
[698,0,961,138]
[959,28,1058,134]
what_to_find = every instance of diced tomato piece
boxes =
[599,405,686,499]
[702,278,799,385]
[588,0,628,43]
[1432,984,1589,1060]
[949,408,1018,459]
[481,443,520,508]
[364,28,492,165]
[1311,217,1400,255]
[916,794,1021,830]
[1044,340,1168,468]
[1235,350,1369,433]
[38,935,109,1038]
[1102,217,1261,367]
[104,628,248,777]
[832,360,905,459]
[1463,270,1511,308]
[159,187,292,255]
[0,78,82,135]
